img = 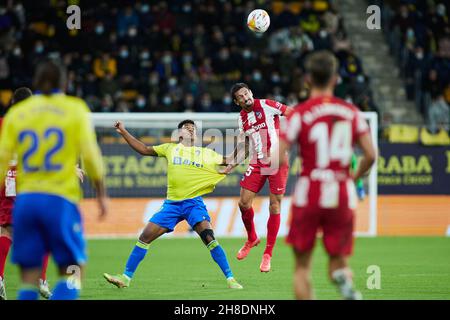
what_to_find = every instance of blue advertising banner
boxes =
[377,143,450,195]
[81,143,450,197]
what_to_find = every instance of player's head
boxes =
[11,87,33,105]
[305,50,338,91]
[231,83,254,110]
[33,59,67,94]
[177,119,197,143]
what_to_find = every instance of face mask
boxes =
[357,75,365,83]
[243,50,251,59]
[407,29,414,39]
[120,50,129,58]
[437,5,446,16]
[183,5,192,13]
[13,47,21,56]
[168,78,178,87]
[128,28,137,37]
[183,54,192,63]
[141,4,150,13]
[141,51,150,60]
[35,45,44,54]
[319,30,327,38]
[95,25,104,34]
[253,72,262,81]
[271,74,280,83]
[223,97,232,104]
[162,55,172,64]
[163,96,172,105]
[416,52,424,60]
[137,99,146,108]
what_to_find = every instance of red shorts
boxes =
[287,205,354,256]
[0,208,12,226]
[240,164,289,195]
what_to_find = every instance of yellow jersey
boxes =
[0,93,103,204]
[153,143,226,200]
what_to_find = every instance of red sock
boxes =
[40,254,50,281]
[0,236,12,278]
[240,207,257,242]
[264,213,281,257]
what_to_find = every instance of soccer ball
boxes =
[247,9,270,33]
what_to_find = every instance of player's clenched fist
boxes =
[114,120,126,134]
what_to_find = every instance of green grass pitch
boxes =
[3,236,450,300]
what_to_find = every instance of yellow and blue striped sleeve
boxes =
[0,113,16,177]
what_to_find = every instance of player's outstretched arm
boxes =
[219,134,250,174]
[114,120,157,156]
[353,132,376,181]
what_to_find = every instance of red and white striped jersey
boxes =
[238,99,288,166]
[0,117,16,212]
[280,96,370,209]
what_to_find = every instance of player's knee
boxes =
[269,202,280,214]
[138,231,154,244]
[199,229,215,246]
[0,225,12,239]
[238,200,252,211]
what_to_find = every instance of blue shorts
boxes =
[150,197,210,232]
[12,193,86,269]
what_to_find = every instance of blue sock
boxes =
[17,286,39,300]
[50,278,80,300]
[208,241,233,279]
[124,240,150,278]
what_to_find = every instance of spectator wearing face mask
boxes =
[155,51,180,80]
[89,21,110,52]
[117,6,140,38]
[248,69,266,97]
[133,94,148,112]
[7,45,28,88]
[427,93,450,133]
[99,71,120,99]
[117,45,137,77]
[181,93,196,113]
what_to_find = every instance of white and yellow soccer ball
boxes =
[247,9,270,33]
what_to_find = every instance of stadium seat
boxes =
[271,2,285,14]
[313,0,329,12]
[386,124,419,143]
[0,90,13,107]
[100,136,120,144]
[140,136,157,144]
[420,128,450,145]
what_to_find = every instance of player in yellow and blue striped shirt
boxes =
[0,60,108,300]
[103,119,244,290]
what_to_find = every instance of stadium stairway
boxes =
[338,0,423,127]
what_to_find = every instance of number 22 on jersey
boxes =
[18,127,65,172]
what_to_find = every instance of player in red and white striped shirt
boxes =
[278,51,376,299]
[224,83,293,272]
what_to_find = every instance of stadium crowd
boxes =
[383,0,450,133]
[0,0,377,116]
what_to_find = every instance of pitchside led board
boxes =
[82,143,450,198]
